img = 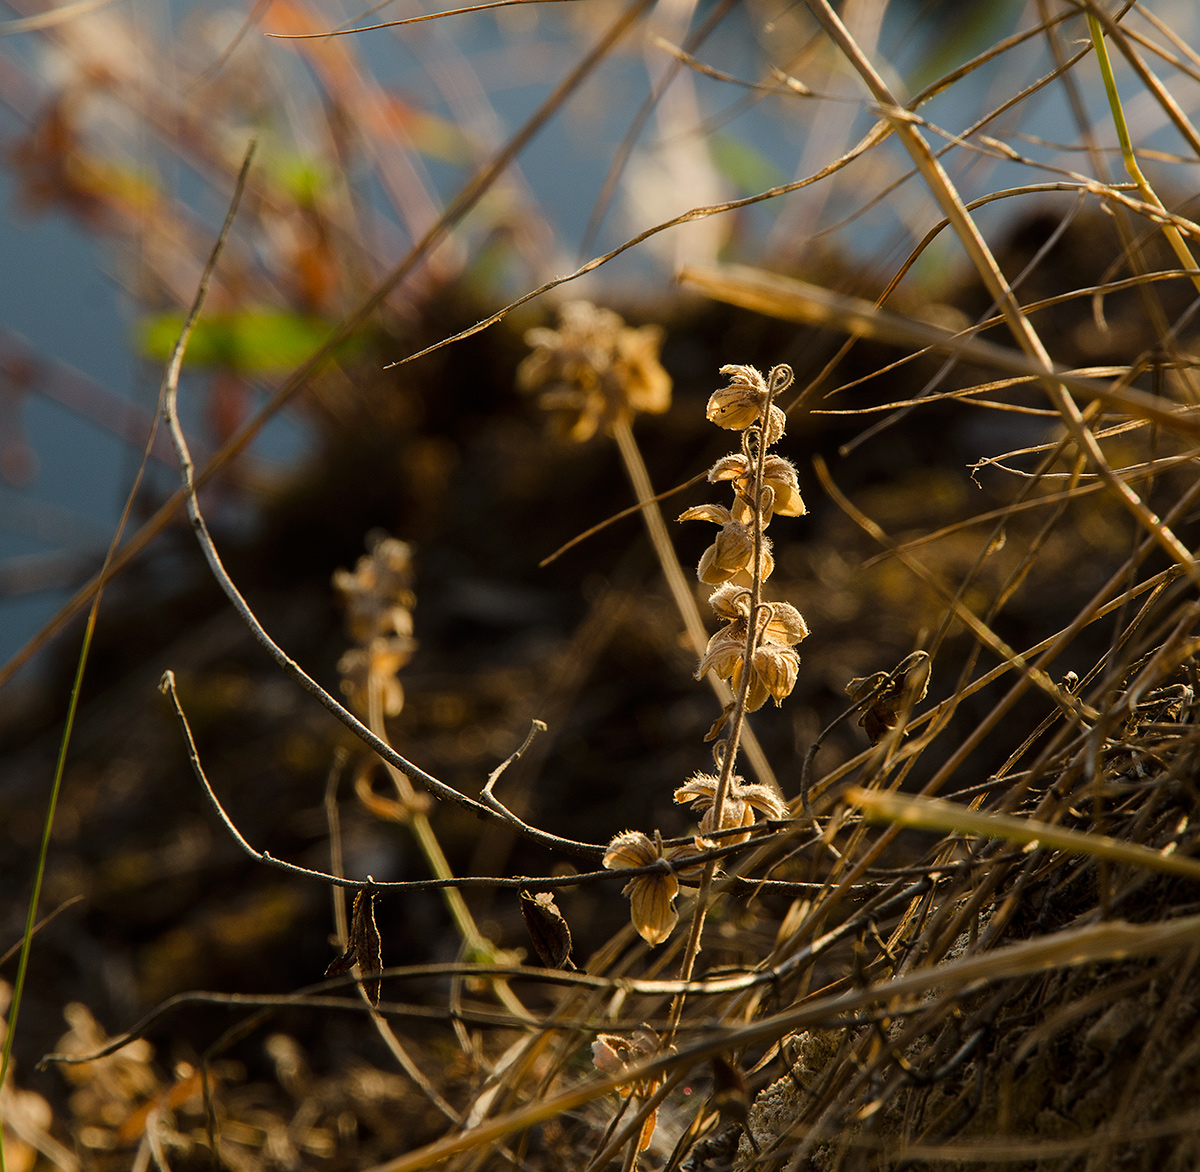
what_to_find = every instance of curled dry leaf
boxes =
[325,887,383,1006]
[519,890,577,971]
[354,761,431,823]
[846,651,930,745]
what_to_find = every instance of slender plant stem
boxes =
[611,415,779,793]
[807,0,1198,584]
[1087,11,1200,297]
[666,367,787,1041]
[156,347,604,865]
[327,750,466,1122]
[365,678,531,1021]
[0,627,80,1172]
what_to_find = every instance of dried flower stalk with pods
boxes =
[333,535,417,720]
[594,362,808,948]
[684,364,809,712]
[585,361,809,1158]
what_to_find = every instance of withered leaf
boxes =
[636,1106,659,1155]
[703,702,733,743]
[846,652,930,745]
[519,889,577,971]
[325,887,383,1006]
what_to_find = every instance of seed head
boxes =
[674,773,788,843]
[708,453,805,523]
[333,536,416,644]
[706,365,786,441]
[517,301,671,442]
[603,830,678,946]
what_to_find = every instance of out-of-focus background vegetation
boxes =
[6,0,1200,1168]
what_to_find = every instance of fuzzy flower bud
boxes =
[674,773,788,844]
[706,365,787,442]
[708,453,805,524]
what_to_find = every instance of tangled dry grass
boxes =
[5,2,1200,1170]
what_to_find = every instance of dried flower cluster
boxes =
[601,830,682,948]
[591,1026,671,1156]
[600,363,806,950]
[674,773,786,845]
[333,534,417,718]
[683,365,809,712]
[516,300,672,442]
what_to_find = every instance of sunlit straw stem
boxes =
[1088,12,1200,301]
[848,788,1200,881]
[365,677,533,1022]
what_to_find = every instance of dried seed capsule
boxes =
[602,831,678,946]
[706,364,768,430]
[753,643,801,706]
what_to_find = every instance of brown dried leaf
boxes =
[847,652,930,745]
[519,890,576,971]
[703,703,732,743]
[325,888,383,1006]
[637,1105,659,1154]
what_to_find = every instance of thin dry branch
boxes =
[806,0,1198,582]
[40,876,937,1069]
[679,264,1200,437]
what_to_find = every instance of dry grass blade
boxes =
[679,263,1200,437]
[0,0,125,34]
[267,0,573,39]
[809,0,1196,580]
[846,788,1200,882]
[814,455,1095,722]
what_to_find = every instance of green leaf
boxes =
[710,133,787,196]
[137,310,366,373]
